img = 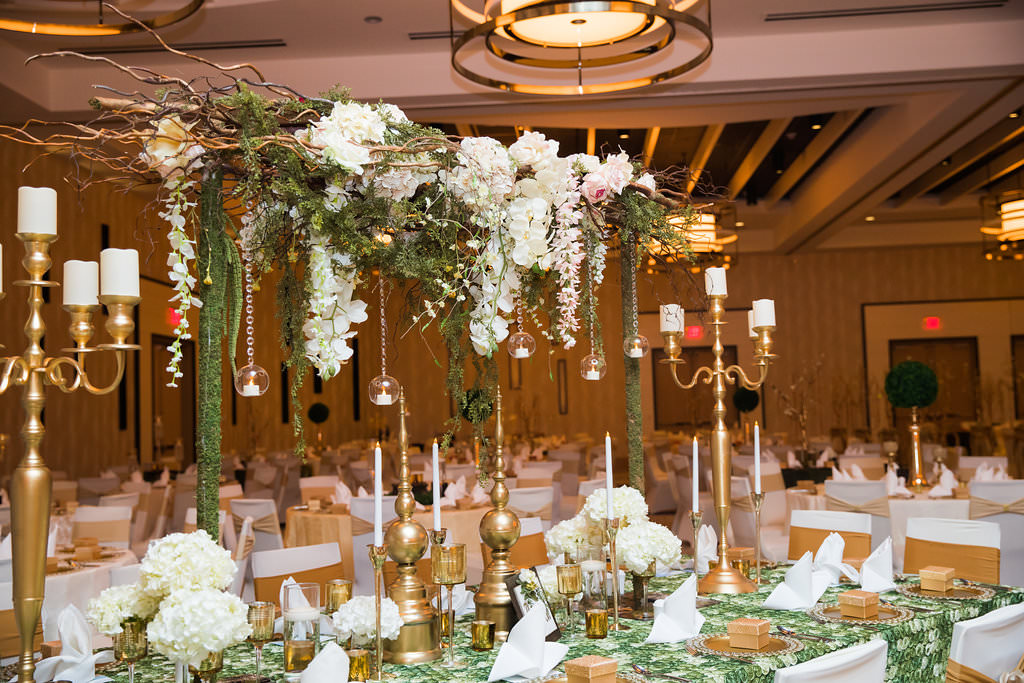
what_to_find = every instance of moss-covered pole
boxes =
[620,230,645,492]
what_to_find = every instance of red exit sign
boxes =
[922,316,941,331]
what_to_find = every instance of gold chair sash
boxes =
[350,515,376,537]
[234,528,255,561]
[788,525,870,561]
[480,532,548,570]
[825,494,891,517]
[763,472,785,492]
[253,561,346,604]
[231,511,280,536]
[970,496,1024,519]
[508,503,553,521]
[904,537,1000,584]
[946,655,1024,683]
[73,519,130,544]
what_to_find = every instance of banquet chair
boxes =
[275,460,302,516]
[837,455,886,480]
[904,517,1001,584]
[51,481,78,506]
[549,447,584,478]
[171,479,196,533]
[299,475,340,504]
[100,492,140,510]
[219,483,244,513]
[788,509,871,561]
[351,495,398,594]
[701,469,722,535]
[577,477,607,502]
[244,463,281,500]
[824,480,891,551]
[730,477,789,562]
[515,471,562,523]
[251,542,344,604]
[970,480,1024,586]
[348,461,373,491]
[183,508,237,551]
[232,517,255,600]
[643,443,674,514]
[0,582,42,659]
[773,639,887,683]
[109,564,141,586]
[947,602,1024,682]
[507,486,555,529]
[481,516,548,569]
[72,505,132,548]
[229,499,284,553]
[77,477,120,506]
[664,456,691,539]
[100,492,145,546]
[732,460,788,528]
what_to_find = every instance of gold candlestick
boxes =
[368,544,394,681]
[1,232,139,682]
[383,390,439,663]
[604,518,628,632]
[689,509,703,575]
[475,388,521,636]
[661,294,775,594]
[907,406,929,491]
[751,492,764,586]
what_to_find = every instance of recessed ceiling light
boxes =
[1010,110,1020,119]
[810,123,822,131]
[364,15,383,24]
[865,215,876,222]
[735,221,745,227]
[617,129,630,139]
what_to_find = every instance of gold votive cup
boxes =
[733,559,751,578]
[585,609,608,639]
[556,563,583,595]
[325,579,353,613]
[247,601,275,644]
[471,620,495,651]
[432,543,467,585]
[348,649,371,681]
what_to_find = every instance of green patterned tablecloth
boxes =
[101,571,1024,683]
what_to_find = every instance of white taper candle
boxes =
[605,432,613,518]
[373,442,383,547]
[754,422,761,495]
[692,436,699,513]
[432,438,441,532]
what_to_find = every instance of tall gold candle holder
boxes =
[661,293,775,595]
[689,509,703,575]
[430,528,448,648]
[907,406,929,491]
[383,390,440,663]
[604,518,628,632]
[751,492,764,586]
[475,388,521,636]
[1,232,139,682]
[368,544,394,681]
[431,543,467,668]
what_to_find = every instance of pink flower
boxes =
[581,172,610,203]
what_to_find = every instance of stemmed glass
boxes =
[112,617,147,683]
[579,543,606,612]
[431,543,467,668]
[556,563,583,635]
[247,601,275,682]
[283,583,321,681]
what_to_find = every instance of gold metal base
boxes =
[474,571,517,637]
[698,563,757,594]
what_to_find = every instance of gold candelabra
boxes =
[1,232,139,682]
[661,293,775,594]
[383,389,440,663]
[475,388,521,636]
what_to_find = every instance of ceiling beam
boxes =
[896,114,1024,206]
[726,118,791,199]
[586,127,596,156]
[763,109,863,209]
[939,139,1024,204]
[454,123,476,137]
[685,123,724,194]
[641,126,661,168]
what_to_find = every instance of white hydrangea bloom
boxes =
[332,595,403,646]
[509,131,559,170]
[582,485,649,526]
[147,589,251,667]
[86,584,161,635]
[139,531,236,598]
[616,520,682,574]
[308,101,386,175]
[544,515,604,562]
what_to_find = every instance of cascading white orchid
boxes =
[161,175,202,387]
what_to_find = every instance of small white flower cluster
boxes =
[161,176,202,387]
[332,594,404,646]
[138,116,204,179]
[442,136,516,215]
[615,519,682,575]
[582,485,650,526]
[307,101,386,175]
[544,515,603,562]
[139,531,236,598]
[302,232,369,379]
[146,588,251,668]
[86,583,161,636]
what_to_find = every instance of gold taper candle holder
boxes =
[604,518,629,632]
[751,492,764,586]
[2,232,138,682]
[475,388,521,637]
[907,406,929,491]
[430,528,448,649]
[432,543,467,668]
[383,389,440,663]
[689,509,703,575]
[556,563,583,634]
[661,293,775,595]
[368,544,394,680]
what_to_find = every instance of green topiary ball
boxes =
[733,387,760,414]
[307,402,330,424]
[884,361,938,408]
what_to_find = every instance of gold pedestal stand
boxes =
[661,293,775,595]
[475,389,520,637]
[751,492,764,586]
[383,390,440,664]
[368,545,395,680]
[604,518,629,632]
[1,233,139,682]
[689,510,703,575]
[907,406,929,491]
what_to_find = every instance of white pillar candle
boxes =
[659,304,684,333]
[752,299,776,327]
[754,422,761,495]
[585,369,601,381]
[605,432,614,518]
[692,436,699,513]
[432,438,441,532]
[62,260,99,306]
[373,442,383,547]
[100,248,140,298]
[17,187,57,235]
[704,267,727,297]
[747,310,756,339]
[513,347,530,359]
[1,243,4,294]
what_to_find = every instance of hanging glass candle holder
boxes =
[580,354,607,381]
[508,331,536,359]
[368,374,400,406]
[235,253,269,397]
[622,334,650,359]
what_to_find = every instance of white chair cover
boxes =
[577,478,607,501]
[183,508,231,548]
[729,477,788,562]
[71,506,132,548]
[774,639,887,682]
[969,481,1024,587]
[51,481,79,505]
[99,493,140,509]
[229,499,283,553]
[825,480,891,551]
[790,509,872,535]
[350,495,397,595]
[77,477,120,506]
[905,517,1000,549]
[507,486,555,529]
[298,475,340,503]
[231,517,255,600]
[837,455,887,480]
[948,603,1024,681]
[643,443,675,514]
[251,542,342,604]
[244,464,281,500]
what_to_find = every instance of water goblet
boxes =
[431,543,467,667]
[556,563,583,635]
[247,601,275,682]
[112,617,147,683]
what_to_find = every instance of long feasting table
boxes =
[101,569,1024,683]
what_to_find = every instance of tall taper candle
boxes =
[432,438,441,532]
[17,186,57,235]
[691,436,699,513]
[100,248,140,298]
[754,422,761,495]
[605,432,613,516]
[63,260,99,306]
[373,442,383,547]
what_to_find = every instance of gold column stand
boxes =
[383,390,440,664]
[661,294,775,595]
[475,388,520,637]
[907,406,929,491]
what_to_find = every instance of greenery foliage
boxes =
[885,361,939,408]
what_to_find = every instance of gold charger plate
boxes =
[540,675,642,683]
[809,603,914,625]
[689,633,803,659]
[897,583,994,601]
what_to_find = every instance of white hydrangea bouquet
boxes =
[86,583,161,635]
[616,519,683,575]
[332,594,404,646]
[147,588,251,667]
[139,530,236,598]
[544,485,650,560]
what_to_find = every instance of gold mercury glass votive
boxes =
[325,579,353,613]
[471,620,495,651]
[556,563,583,595]
[113,618,147,662]
[431,544,468,585]
[347,649,371,681]
[189,649,223,682]
[247,602,275,644]
[585,609,609,638]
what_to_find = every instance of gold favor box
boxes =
[920,566,955,592]
[727,617,770,650]
[565,655,618,683]
[838,589,879,619]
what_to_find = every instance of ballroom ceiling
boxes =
[0,0,1021,254]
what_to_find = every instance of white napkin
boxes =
[860,537,897,593]
[974,463,993,482]
[929,466,958,497]
[0,535,10,561]
[31,605,113,683]
[158,468,170,486]
[99,469,117,479]
[330,481,352,506]
[848,464,867,480]
[440,476,467,507]
[645,574,704,643]
[695,525,717,574]
[301,642,349,683]
[487,603,568,682]
[470,482,490,505]
[885,468,913,498]
[763,551,831,610]
[356,486,369,498]
[818,447,836,467]
[994,465,1009,481]
[129,471,143,484]
[432,583,475,617]
[786,451,802,469]
[812,532,859,586]
[831,466,849,481]
[846,446,864,456]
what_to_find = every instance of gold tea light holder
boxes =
[751,492,764,585]
[604,518,629,632]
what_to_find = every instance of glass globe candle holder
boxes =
[580,354,607,381]
[508,331,536,359]
[234,363,270,397]
[368,374,400,406]
[622,334,650,359]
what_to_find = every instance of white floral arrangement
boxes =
[332,594,404,646]
[86,583,161,635]
[146,588,251,667]
[544,515,605,562]
[582,485,650,526]
[139,531,236,598]
[302,232,368,378]
[615,520,682,575]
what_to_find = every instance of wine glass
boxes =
[112,617,147,683]
[431,543,467,668]
[556,563,583,635]
[247,601,275,682]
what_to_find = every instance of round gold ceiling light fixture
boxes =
[449,0,712,95]
[0,0,205,36]
[981,190,1024,261]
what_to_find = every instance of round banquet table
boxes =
[786,489,970,570]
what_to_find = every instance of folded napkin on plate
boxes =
[157,468,170,486]
[330,481,352,506]
[813,532,859,586]
[994,465,1010,481]
[929,466,958,497]
[787,451,803,469]
[818,447,836,466]
[763,551,832,610]
[885,468,913,498]
[848,464,867,481]
[487,603,568,682]
[860,537,897,593]
[440,476,467,507]
[696,525,717,574]
[0,534,10,561]
[973,463,993,482]
[300,642,349,683]
[32,604,113,683]
[469,482,490,505]
[128,471,143,484]
[356,486,369,498]
[831,466,850,481]
[432,583,475,617]
[645,574,704,643]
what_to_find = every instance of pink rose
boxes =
[581,172,610,203]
